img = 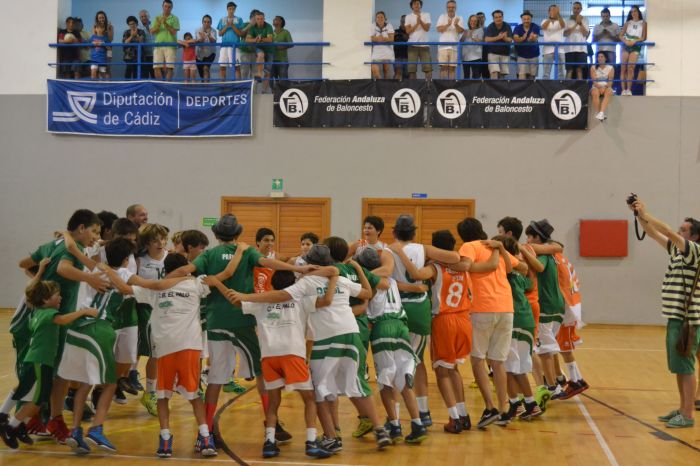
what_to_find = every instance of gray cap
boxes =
[393,214,417,232]
[212,214,243,239]
[354,247,381,270]
[303,244,334,266]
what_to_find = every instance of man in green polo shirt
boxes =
[246,11,274,92]
[150,0,180,81]
[271,16,293,83]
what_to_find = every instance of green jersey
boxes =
[193,244,264,330]
[507,272,535,332]
[42,242,86,314]
[536,255,565,320]
[30,238,63,264]
[239,22,255,53]
[247,22,274,53]
[272,29,292,62]
[334,263,380,307]
[24,308,60,367]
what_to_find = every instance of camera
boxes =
[626,193,638,206]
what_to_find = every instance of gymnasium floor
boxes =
[0,314,698,466]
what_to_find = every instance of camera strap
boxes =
[634,217,646,241]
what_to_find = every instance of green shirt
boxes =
[154,14,180,43]
[247,22,274,53]
[334,263,380,307]
[272,29,292,62]
[30,238,62,264]
[193,244,263,330]
[113,297,138,330]
[42,242,85,314]
[24,308,60,367]
[238,22,255,53]
[507,272,535,332]
[536,255,565,318]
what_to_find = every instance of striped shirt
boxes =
[662,239,700,324]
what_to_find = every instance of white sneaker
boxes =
[595,111,605,121]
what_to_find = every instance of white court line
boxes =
[0,374,10,379]
[577,347,663,352]
[0,448,368,466]
[575,397,620,466]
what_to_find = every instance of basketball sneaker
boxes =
[477,408,500,429]
[419,410,433,427]
[262,439,280,458]
[157,433,173,458]
[387,422,403,443]
[405,421,428,444]
[66,426,91,455]
[443,417,462,434]
[86,425,117,452]
[352,416,373,438]
[305,439,332,458]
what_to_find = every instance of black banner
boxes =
[274,80,588,130]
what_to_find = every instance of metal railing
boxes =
[49,41,330,82]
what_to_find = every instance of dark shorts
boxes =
[197,53,216,77]
[14,363,54,406]
[565,52,588,72]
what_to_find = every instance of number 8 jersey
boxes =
[430,263,471,316]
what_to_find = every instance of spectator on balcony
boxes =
[93,11,114,79]
[75,18,91,75]
[393,15,409,80]
[590,51,614,121]
[541,4,565,79]
[564,1,589,80]
[619,5,647,96]
[476,11,489,78]
[139,10,155,79]
[217,2,245,81]
[484,10,513,79]
[460,15,483,80]
[90,23,108,80]
[405,0,432,80]
[246,11,274,92]
[593,8,621,94]
[272,16,293,83]
[123,16,146,80]
[151,0,180,81]
[57,17,82,79]
[196,15,217,82]
[436,0,464,80]
[370,11,395,80]
[238,10,259,79]
[513,10,540,79]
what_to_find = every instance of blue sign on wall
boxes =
[47,79,253,137]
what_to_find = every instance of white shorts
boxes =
[470,312,513,362]
[488,53,510,75]
[438,48,458,67]
[114,326,138,364]
[183,61,196,71]
[505,338,533,375]
[564,303,583,328]
[154,46,177,68]
[200,330,209,359]
[372,346,417,392]
[218,46,239,68]
[517,57,539,76]
[90,65,107,73]
[535,320,562,355]
[309,334,371,402]
[207,330,259,384]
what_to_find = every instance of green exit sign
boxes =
[272,178,284,191]
[202,217,218,227]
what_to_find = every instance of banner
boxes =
[274,80,428,128]
[274,80,588,130]
[47,79,253,137]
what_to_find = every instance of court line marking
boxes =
[213,387,253,466]
[575,396,620,466]
[581,393,700,454]
[577,347,664,352]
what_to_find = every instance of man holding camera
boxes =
[629,196,700,428]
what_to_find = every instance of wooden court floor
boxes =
[0,312,698,466]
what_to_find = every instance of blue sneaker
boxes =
[262,439,280,458]
[419,411,433,427]
[195,434,217,457]
[129,370,144,392]
[66,427,91,455]
[157,434,173,458]
[86,425,116,452]
[305,440,332,458]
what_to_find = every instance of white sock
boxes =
[524,396,535,403]
[509,397,519,404]
[198,424,209,437]
[306,428,317,442]
[160,428,171,440]
[9,416,21,428]
[411,418,422,426]
[394,402,401,419]
[566,362,580,382]
[265,427,276,442]
[146,378,156,393]
[0,390,15,414]
[575,363,584,381]
[388,419,398,427]
[447,406,459,419]
[456,402,467,417]
[416,396,429,412]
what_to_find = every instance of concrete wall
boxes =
[1,94,699,325]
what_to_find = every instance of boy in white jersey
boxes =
[388,214,461,426]
[236,270,334,459]
[229,244,393,451]
[355,248,427,444]
[288,232,319,268]
[348,216,388,257]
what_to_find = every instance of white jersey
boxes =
[593,65,613,88]
[133,276,210,357]
[285,275,361,341]
[370,23,395,60]
[100,247,137,274]
[242,297,315,359]
[77,267,134,322]
[625,20,644,39]
[138,251,167,280]
[390,242,428,303]
[367,277,406,322]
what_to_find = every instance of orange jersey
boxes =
[253,266,274,293]
[430,263,471,315]
[554,252,581,307]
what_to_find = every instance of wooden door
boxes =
[220,197,331,257]
[361,198,475,248]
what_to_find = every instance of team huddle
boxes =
[0,205,587,459]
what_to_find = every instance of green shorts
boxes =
[403,300,432,336]
[14,363,54,405]
[137,303,153,357]
[666,319,700,375]
[11,331,31,379]
[59,320,117,385]
[113,297,139,330]
[356,314,370,351]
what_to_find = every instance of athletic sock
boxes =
[416,396,429,412]
[574,363,584,381]
[447,406,459,420]
[509,397,519,404]
[456,402,467,417]
[394,402,401,419]
[390,419,400,427]
[9,416,21,428]
[146,379,156,393]
[260,393,269,414]
[198,424,209,437]
[160,428,171,440]
[265,427,275,442]
[566,362,580,382]
[411,418,422,426]
[306,428,317,442]
[524,396,535,404]
[0,390,15,414]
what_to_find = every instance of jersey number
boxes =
[446,282,463,308]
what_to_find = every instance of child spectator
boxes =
[90,24,108,79]
[93,11,114,79]
[178,32,197,83]
[591,51,614,121]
